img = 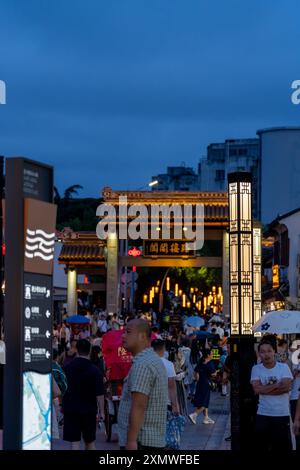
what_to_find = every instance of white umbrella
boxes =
[209,315,222,323]
[252,310,300,334]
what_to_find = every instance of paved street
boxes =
[182,391,230,450]
[52,391,230,451]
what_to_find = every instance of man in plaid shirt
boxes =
[118,319,168,450]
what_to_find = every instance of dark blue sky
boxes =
[0,0,300,197]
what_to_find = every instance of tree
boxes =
[169,267,222,293]
[54,186,61,205]
[64,184,83,200]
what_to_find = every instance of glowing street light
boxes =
[228,171,262,451]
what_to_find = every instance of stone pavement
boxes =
[52,390,231,451]
[182,390,231,450]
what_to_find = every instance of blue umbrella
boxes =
[66,314,90,324]
[190,330,214,340]
[186,316,205,328]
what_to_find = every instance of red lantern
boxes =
[128,247,141,257]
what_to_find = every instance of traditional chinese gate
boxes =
[102,187,230,315]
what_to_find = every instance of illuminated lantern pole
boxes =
[175,283,179,296]
[149,288,154,304]
[228,171,259,451]
[158,267,170,313]
[253,224,262,326]
[182,294,186,307]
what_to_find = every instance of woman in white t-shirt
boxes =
[291,335,300,352]
[250,339,293,451]
[290,359,300,451]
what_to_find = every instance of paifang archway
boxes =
[58,188,230,316]
[101,187,230,316]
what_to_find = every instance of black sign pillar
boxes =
[3,158,56,450]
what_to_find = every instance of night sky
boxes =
[0,0,300,197]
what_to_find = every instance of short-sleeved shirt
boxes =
[118,347,168,448]
[97,319,107,333]
[291,340,300,349]
[160,357,176,406]
[250,362,293,416]
[62,357,104,415]
[290,364,300,401]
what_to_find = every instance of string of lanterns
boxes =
[143,277,223,314]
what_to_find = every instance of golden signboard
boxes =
[143,240,195,257]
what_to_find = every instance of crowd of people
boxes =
[51,308,300,451]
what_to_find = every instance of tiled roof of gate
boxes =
[58,244,105,262]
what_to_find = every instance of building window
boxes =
[215,169,225,181]
[238,148,248,156]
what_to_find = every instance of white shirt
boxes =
[92,337,102,347]
[0,340,5,364]
[97,319,107,332]
[216,327,224,338]
[160,357,176,406]
[291,340,300,350]
[251,362,293,416]
[291,365,300,401]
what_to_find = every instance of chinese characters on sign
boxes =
[23,273,52,373]
[143,240,195,257]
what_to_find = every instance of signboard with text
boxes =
[143,240,195,257]
[23,273,52,373]
[4,158,55,450]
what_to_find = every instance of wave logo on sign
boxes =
[25,229,55,261]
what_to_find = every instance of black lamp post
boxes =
[228,172,261,450]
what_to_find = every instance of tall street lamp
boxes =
[228,172,260,450]
[148,179,159,187]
